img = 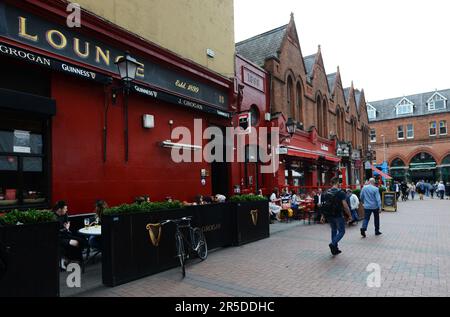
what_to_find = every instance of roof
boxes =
[344,87,351,104]
[327,73,337,94]
[304,54,316,83]
[235,25,288,67]
[368,89,450,122]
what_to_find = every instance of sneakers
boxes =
[329,244,342,256]
[360,229,366,238]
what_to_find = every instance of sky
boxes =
[234,0,450,102]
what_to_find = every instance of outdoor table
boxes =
[78,225,102,263]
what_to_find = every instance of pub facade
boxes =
[0,1,235,212]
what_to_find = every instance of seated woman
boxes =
[88,200,107,252]
[53,201,87,269]
[269,188,282,222]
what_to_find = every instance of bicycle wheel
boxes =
[175,232,186,278]
[192,228,208,261]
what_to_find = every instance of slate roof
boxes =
[367,89,450,122]
[304,54,316,83]
[327,73,337,94]
[344,88,351,104]
[235,25,288,67]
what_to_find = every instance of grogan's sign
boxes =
[0,3,229,111]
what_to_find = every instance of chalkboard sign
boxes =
[382,192,397,212]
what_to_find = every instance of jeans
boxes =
[411,192,415,200]
[351,209,359,222]
[328,216,346,247]
[361,209,380,233]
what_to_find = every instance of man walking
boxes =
[360,178,383,238]
[438,181,446,200]
[320,177,351,256]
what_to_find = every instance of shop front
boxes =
[0,2,233,212]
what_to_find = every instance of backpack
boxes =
[319,188,343,218]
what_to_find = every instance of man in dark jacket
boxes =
[314,188,325,222]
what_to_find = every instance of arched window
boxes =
[287,76,295,119]
[336,107,341,140]
[296,82,303,125]
[391,158,406,167]
[316,95,322,136]
[322,99,328,138]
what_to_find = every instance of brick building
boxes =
[236,14,370,191]
[368,89,450,183]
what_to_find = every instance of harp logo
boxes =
[250,209,259,226]
[146,224,162,247]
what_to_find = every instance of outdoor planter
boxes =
[230,198,270,246]
[0,220,59,297]
[102,206,193,287]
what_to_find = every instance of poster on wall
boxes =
[13,130,31,153]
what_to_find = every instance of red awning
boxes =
[287,149,319,160]
[371,165,393,180]
[324,155,341,163]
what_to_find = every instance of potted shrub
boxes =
[0,210,59,297]
[229,195,270,246]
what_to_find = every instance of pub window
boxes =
[407,124,414,139]
[370,129,377,142]
[429,122,437,136]
[397,126,404,139]
[440,121,447,135]
[0,112,48,209]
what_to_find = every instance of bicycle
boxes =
[161,216,207,278]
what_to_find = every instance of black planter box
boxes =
[0,222,60,297]
[232,201,270,246]
[102,208,193,287]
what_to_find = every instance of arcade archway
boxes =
[390,158,407,182]
[441,155,450,182]
[409,152,437,183]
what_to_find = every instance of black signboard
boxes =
[0,3,229,110]
[382,192,397,212]
[0,41,112,84]
[132,84,231,118]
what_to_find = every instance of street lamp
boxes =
[286,118,297,137]
[381,134,386,164]
[115,52,140,162]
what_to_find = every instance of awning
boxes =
[323,155,341,163]
[371,165,392,180]
[287,149,319,160]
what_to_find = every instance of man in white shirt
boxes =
[346,189,360,225]
[438,181,446,200]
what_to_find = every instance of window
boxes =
[396,98,414,115]
[370,129,376,142]
[0,112,48,209]
[407,124,414,139]
[429,122,437,136]
[287,76,294,119]
[397,126,404,139]
[440,121,447,135]
[428,93,447,111]
[367,104,377,120]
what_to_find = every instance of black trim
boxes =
[0,88,56,115]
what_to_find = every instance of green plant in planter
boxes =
[229,194,268,203]
[379,186,387,196]
[103,200,184,216]
[0,209,56,226]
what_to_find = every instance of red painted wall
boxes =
[51,73,228,213]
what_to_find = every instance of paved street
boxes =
[68,198,450,297]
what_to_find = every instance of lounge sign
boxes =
[0,3,228,111]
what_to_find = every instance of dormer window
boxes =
[367,104,377,120]
[427,92,447,111]
[395,98,414,116]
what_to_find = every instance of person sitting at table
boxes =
[53,200,87,269]
[269,188,282,222]
[89,200,107,252]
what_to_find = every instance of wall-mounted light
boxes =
[143,115,154,129]
[160,140,202,151]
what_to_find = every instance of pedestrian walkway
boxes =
[68,198,450,297]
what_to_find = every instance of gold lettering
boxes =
[74,38,89,58]
[136,62,145,78]
[46,30,67,50]
[18,17,38,42]
[96,46,110,66]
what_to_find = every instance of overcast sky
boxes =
[234,0,450,102]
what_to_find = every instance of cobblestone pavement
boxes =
[71,198,450,297]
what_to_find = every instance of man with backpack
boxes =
[320,177,352,256]
[360,178,383,238]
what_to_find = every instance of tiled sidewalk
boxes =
[65,198,450,297]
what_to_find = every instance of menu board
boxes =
[382,192,397,212]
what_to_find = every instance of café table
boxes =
[78,225,102,263]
